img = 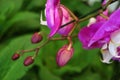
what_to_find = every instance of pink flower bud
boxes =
[12,53,20,60]
[31,32,43,44]
[24,56,34,66]
[56,45,74,67]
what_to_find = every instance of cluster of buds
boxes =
[12,53,34,66]
[12,32,42,66]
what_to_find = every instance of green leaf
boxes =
[0,12,40,39]
[0,0,23,15]
[73,70,102,80]
[61,0,101,17]
[0,34,39,80]
[5,12,39,26]
[27,0,46,10]
[39,66,61,80]
[0,0,23,33]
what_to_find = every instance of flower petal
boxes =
[108,41,120,58]
[48,8,63,37]
[111,29,120,44]
[40,12,47,25]
[87,17,96,26]
[101,44,113,63]
[58,5,74,36]
[46,0,63,37]
[109,9,120,27]
[78,22,106,49]
[101,49,113,64]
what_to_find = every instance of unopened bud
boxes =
[24,56,34,66]
[31,32,43,44]
[56,45,74,67]
[12,53,20,60]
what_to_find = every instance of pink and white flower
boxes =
[78,9,120,63]
[40,0,75,37]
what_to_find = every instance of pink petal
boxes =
[88,9,120,47]
[48,8,63,37]
[58,5,74,36]
[46,0,63,37]
[78,22,107,49]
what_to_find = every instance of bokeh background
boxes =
[0,0,120,80]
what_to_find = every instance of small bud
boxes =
[12,53,20,60]
[31,32,43,44]
[24,56,34,66]
[56,45,74,67]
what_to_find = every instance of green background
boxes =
[0,0,119,80]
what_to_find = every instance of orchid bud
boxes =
[31,32,43,44]
[12,53,20,60]
[56,45,74,67]
[24,56,34,66]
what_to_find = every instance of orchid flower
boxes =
[78,9,120,63]
[78,9,109,49]
[40,0,75,37]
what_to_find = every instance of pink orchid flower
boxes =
[78,9,120,63]
[40,0,75,37]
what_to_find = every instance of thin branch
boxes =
[61,0,118,28]
[20,40,49,55]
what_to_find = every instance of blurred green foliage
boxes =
[0,0,117,80]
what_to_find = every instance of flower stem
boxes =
[19,40,49,56]
[100,13,109,20]
[67,37,73,50]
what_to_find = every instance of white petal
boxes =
[101,43,107,49]
[40,12,47,25]
[111,29,120,44]
[101,48,113,64]
[109,41,120,58]
[87,17,96,27]
[45,8,46,17]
